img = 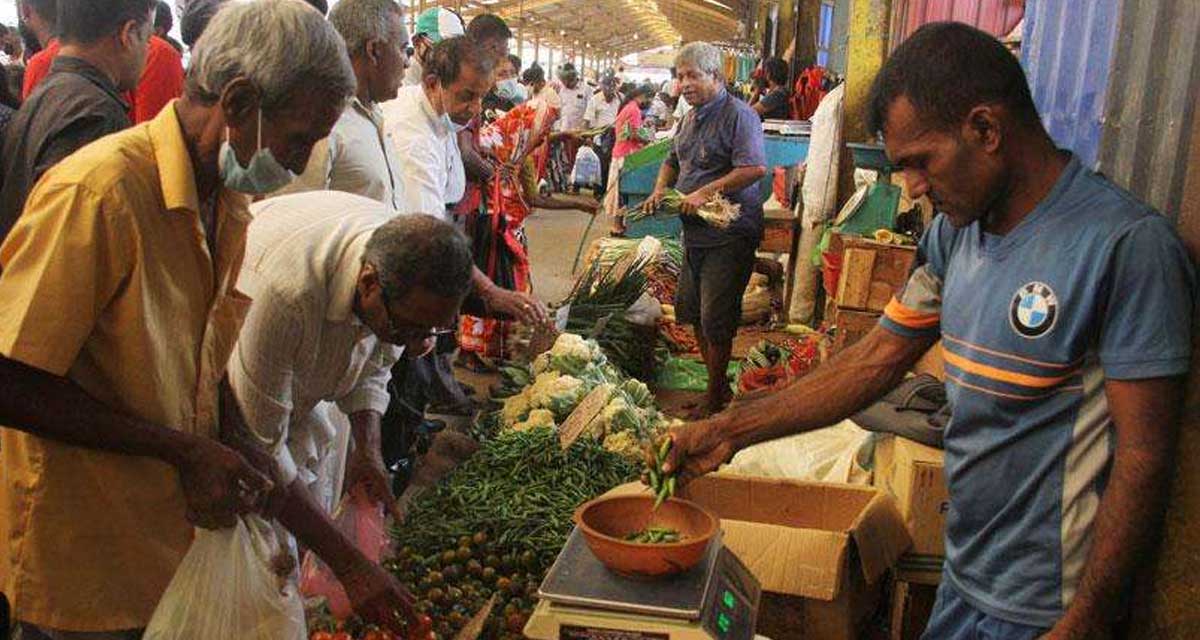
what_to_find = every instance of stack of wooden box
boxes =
[827,234,918,352]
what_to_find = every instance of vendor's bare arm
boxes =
[721,326,934,448]
[1045,377,1183,639]
[670,326,935,479]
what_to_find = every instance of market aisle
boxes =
[526,206,608,305]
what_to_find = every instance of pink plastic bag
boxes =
[298,486,390,618]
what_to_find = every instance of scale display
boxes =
[530,527,761,640]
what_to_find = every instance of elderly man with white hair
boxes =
[0,1,396,637]
[643,42,767,417]
[274,0,409,208]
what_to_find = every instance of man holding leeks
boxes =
[643,41,767,416]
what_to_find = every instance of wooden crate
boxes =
[761,216,799,254]
[834,236,917,313]
[832,309,880,353]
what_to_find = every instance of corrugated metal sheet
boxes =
[827,0,853,74]
[1023,0,1200,216]
[1097,0,1200,218]
[1021,0,1121,168]
[890,0,1025,47]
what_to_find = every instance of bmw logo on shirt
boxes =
[1010,282,1059,339]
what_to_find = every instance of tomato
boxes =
[364,631,384,640]
[331,633,352,640]
[311,633,334,640]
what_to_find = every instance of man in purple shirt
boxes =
[644,41,767,415]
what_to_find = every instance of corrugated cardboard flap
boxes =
[718,520,849,600]
[848,490,912,583]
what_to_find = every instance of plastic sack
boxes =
[144,515,305,640]
[625,292,663,327]
[722,420,873,485]
[299,486,389,618]
[570,145,602,188]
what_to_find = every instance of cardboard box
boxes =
[609,474,911,639]
[874,436,949,558]
[833,237,917,313]
[832,309,881,353]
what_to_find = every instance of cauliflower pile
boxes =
[496,333,672,459]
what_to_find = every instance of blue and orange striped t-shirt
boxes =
[880,154,1194,627]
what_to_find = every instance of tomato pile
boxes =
[384,532,543,639]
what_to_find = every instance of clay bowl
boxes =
[574,494,719,578]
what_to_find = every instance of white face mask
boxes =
[496,78,522,102]
[446,114,469,133]
[218,108,295,195]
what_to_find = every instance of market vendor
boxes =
[666,23,1194,640]
[0,1,363,636]
[228,193,473,608]
[643,41,767,416]
[272,0,409,210]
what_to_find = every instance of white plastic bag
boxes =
[722,420,873,485]
[144,515,305,640]
[624,292,663,326]
[570,145,602,187]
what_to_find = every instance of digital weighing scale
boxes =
[524,527,762,640]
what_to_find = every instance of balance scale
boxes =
[524,527,762,640]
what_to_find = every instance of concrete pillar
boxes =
[842,0,890,144]
[836,0,890,210]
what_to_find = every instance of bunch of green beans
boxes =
[393,427,639,570]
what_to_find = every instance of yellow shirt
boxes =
[0,102,251,631]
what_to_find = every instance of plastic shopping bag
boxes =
[299,486,389,618]
[144,515,305,640]
[570,145,602,188]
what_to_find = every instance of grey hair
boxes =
[329,0,405,56]
[364,215,474,300]
[186,0,356,108]
[675,42,724,81]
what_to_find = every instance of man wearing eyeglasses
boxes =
[226,191,473,541]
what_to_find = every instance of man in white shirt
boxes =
[230,190,473,527]
[384,36,485,220]
[384,35,547,324]
[585,74,621,129]
[402,6,463,87]
[275,0,409,209]
[556,63,589,132]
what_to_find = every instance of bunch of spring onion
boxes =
[623,189,742,229]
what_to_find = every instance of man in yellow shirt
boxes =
[0,1,417,637]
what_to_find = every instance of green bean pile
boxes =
[624,526,683,544]
[393,427,639,569]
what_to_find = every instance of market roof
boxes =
[457,0,750,60]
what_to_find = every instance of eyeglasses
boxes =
[379,288,453,344]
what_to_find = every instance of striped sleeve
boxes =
[880,215,953,339]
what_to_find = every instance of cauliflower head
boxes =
[619,378,654,409]
[531,351,552,375]
[514,409,556,432]
[603,431,643,459]
[528,372,586,419]
[501,388,533,426]
[550,333,597,361]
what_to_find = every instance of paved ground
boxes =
[525,206,609,304]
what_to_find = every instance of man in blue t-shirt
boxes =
[663,22,1194,640]
[644,41,767,416]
